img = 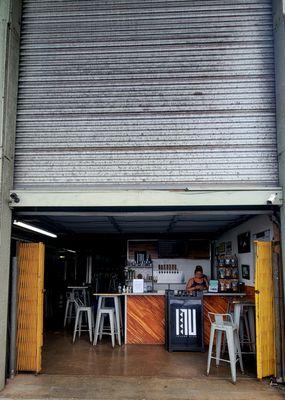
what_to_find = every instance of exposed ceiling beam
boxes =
[167,216,178,233]
[214,215,256,237]
[14,210,273,217]
[108,217,122,233]
[10,189,283,208]
[34,215,75,235]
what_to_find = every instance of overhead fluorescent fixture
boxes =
[64,248,76,254]
[13,220,57,238]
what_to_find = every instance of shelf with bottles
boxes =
[125,260,153,269]
[216,254,239,280]
[125,254,153,283]
[125,268,153,280]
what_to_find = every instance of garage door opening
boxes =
[10,208,278,382]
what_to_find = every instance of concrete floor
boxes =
[41,331,254,378]
[0,331,284,400]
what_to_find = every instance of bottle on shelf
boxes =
[217,253,239,292]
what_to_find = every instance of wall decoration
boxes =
[237,231,251,253]
[216,242,225,254]
[225,241,232,254]
[253,229,271,242]
[241,264,250,280]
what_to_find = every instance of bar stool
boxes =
[207,312,244,384]
[73,298,93,343]
[93,307,117,347]
[64,291,76,327]
[94,294,122,345]
[68,286,89,306]
[239,302,256,353]
[226,301,256,354]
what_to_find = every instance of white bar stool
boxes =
[239,302,256,353]
[207,312,244,384]
[64,291,76,327]
[229,301,256,353]
[68,286,89,306]
[73,298,93,343]
[94,294,122,345]
[93,307,117,347]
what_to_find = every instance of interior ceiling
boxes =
[13,210,271,236]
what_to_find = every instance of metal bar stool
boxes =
[73,298,93,343]
[93,307,117,347]
[93,294,122,345]
[239,302,256,353]
[207,312,244,384]
[64,291,76,327]
[222,300,256,355]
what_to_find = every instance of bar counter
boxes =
[124,292,246,345]
[125,293,165,344]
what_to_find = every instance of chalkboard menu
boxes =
[158,240,187,258]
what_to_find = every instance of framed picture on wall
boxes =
[242,264,250,280]
[237,231,251,253]
[225,241,232,254]
[216,242,225,254]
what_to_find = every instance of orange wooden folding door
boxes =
[16,242,45,373]
[255,241,276,379]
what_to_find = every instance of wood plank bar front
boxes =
[125,292,249,346]
[126,295,165,344]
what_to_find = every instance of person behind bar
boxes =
[186,265,209,293]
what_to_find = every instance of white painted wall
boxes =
[216,215,273,286]
[152,258,211,291]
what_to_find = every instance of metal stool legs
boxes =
[73,300,93,343]
[93,308,116,347]
[207,313,244,384]
[64,298,76,327]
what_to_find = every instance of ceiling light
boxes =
[64,248,76,253]
[13,220,57,238]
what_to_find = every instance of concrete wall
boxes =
[273,0,285,302]
[0,0,21,390]
[216,215,273,287]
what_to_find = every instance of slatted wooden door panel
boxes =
[255,241,276,379]
[17,242,45,373]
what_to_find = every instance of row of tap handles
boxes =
[157,264,178,273]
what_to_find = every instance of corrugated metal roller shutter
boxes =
[14,0,278,189]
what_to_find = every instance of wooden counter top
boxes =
[125,292,246,296]
[204,292,246,296]
[124,292,165,296]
